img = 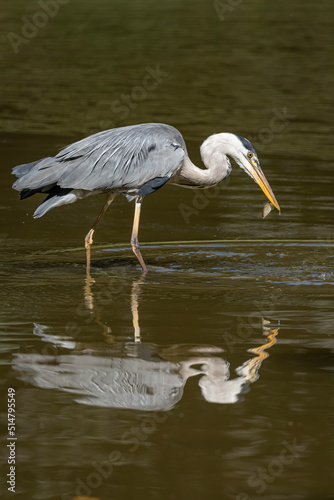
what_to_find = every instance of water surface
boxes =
[1,1,334,499]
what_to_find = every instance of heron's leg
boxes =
[130,196,147,272]
[85,193,117,272]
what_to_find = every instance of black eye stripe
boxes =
[236,135,256,154]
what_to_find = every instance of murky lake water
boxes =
[1,1,334,499]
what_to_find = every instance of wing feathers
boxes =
[12,123,186,197]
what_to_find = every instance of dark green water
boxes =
[1,1,334,499]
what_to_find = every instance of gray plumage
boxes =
[12,123,186,218]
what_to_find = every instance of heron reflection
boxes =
[13,278,279,409]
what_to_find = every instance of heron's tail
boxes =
[33,189,77,218]
[12,157,53,181]
[12,156,76,217]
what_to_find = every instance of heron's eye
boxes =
[247,152,253,159]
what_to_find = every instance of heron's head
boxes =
[230,133,280,211]
[201,133,280,211]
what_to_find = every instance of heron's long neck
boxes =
[170,145,231,188]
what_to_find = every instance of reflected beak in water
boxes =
[246,158,280,211]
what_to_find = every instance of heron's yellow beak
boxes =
[247,159,280,211]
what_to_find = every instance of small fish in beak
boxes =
[246,160,280,212]
[263,201,274,219]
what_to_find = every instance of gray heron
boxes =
[12,123,280,272]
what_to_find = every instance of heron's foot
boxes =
[85,229,94,249]
[131,239,148,272]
